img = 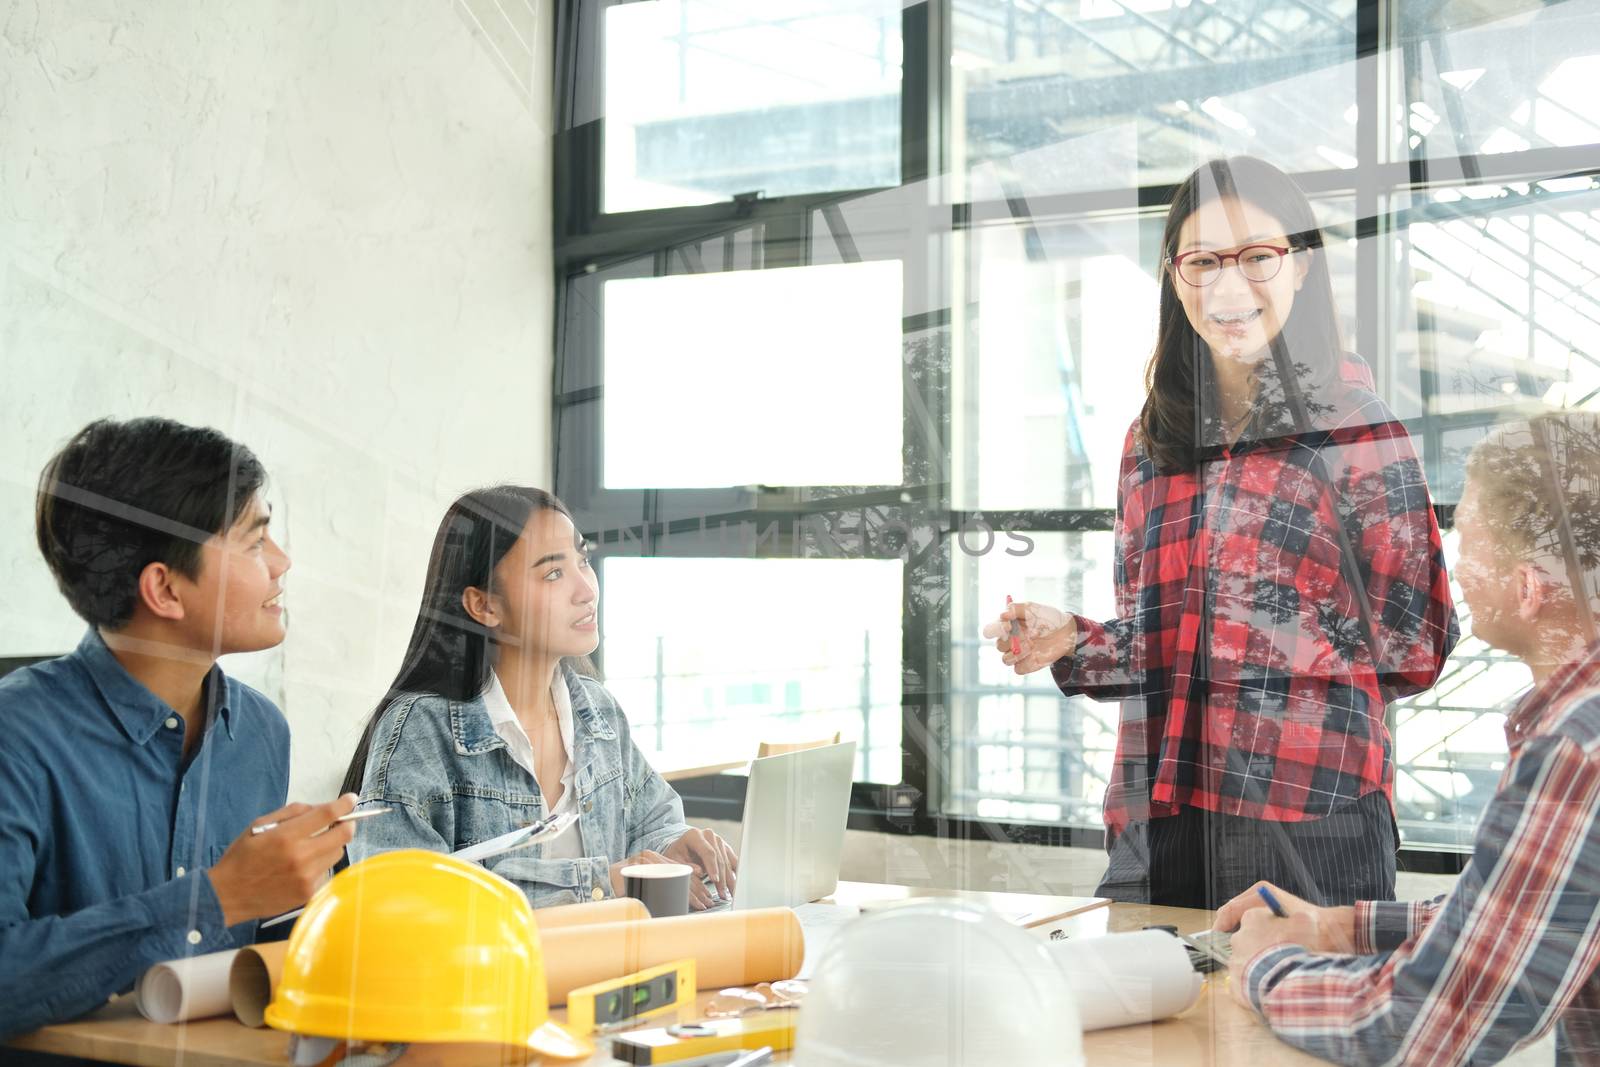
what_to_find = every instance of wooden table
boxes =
[1068,902,1325,1066]
[9,896,1323,1067]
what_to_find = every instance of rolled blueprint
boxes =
[1048,929,1204,1031]
[532,896,647,929]
[540,907,805,1004]
[134,948,239,1023]
[229,942,289,1028]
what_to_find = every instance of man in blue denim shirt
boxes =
[0,418,355,1041]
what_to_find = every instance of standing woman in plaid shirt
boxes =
[986,156,1458,909]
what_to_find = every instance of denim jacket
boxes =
[349,664,688,908]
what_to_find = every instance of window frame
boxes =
[553,0,1600,869]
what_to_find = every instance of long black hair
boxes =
[340,485,591,795]
[1140,155,1349,473]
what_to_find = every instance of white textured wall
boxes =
[0,0,556,798]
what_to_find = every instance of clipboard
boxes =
[453,810,581,862]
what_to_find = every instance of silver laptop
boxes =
[708,740,857,912]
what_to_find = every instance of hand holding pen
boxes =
[251,806,391,837]
[1005,594,1024,657]
[205,794,365,928]
[1255,885,1289,918]
[1213,879,1359,994]
[981,598,1079,676]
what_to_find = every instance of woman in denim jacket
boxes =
[341,486,737,909]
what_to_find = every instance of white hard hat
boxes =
[792,899,1085,1067]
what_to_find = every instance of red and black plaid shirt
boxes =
[1054,380,1458,830]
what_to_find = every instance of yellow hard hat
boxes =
[264,849,592,1059]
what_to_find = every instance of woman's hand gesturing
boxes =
[981,601,1077,675]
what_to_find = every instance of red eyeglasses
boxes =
[1167,244,1294,287]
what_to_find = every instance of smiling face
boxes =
[1171,196,1311,367]
[476,508,599,661]
[170,491,292,654]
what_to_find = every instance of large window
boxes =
[953,0,1362,194]
[556,0,1600,858]
[602,557,904,783]
[601,0,903,212]
[602,260,904,488]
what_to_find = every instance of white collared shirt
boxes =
[482,671,582,859]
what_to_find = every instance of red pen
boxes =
[1005,595,1023,657]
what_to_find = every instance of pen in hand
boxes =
[1005,595,1023,657]
[251,806,392,837]
[1256,884,1289,918]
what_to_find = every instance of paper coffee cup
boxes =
[621,863,693,918]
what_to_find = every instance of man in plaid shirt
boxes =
[1221,411,1600,1064]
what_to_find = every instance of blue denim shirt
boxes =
[0,630,289,1039]
[349,665,688,908]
